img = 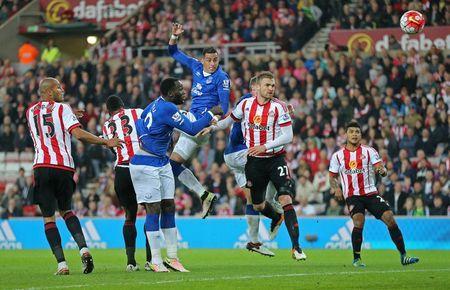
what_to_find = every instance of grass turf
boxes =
[0,249,449,289]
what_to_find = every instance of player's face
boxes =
[258,77,275,100]
[201,53,219,73]
[346,127,362,145]
[172,81,187,105]
[51,80,65,102]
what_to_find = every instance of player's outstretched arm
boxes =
[168,22,197,69]
[196,115,235,137]
[167,105,222,136]
[71,127,123,148]
[374,163,388,177]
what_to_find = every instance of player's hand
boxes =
[106,137,124,148]
[247,145,267,156]
[172,23,184,36]
[209,105,223,116]
[287,104,295,115]
[375,166,387,177]
[333,188,344,201]
[72,109,85,119]
[197,127,212,137]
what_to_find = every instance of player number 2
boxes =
[277,165,289,177]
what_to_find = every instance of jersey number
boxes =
[277,165,289,177]
[34,113,55,138]
[108,115,133,137]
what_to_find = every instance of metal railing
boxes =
[136,42,281,68]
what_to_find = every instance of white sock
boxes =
[247,214,260,243]
[162,227,178,259]
[79,247,89,256]
[57,261,68,270]
[178,168,205,197]
[146,231,162,265]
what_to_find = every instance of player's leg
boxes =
[130,164,169,272]
[56,170,93,274]
[269,158,305,260]
[33,168,68,275]
[160,163,189,272]
[347,196,366,267]
[114,167,139,271]
[246,157,281,228]
[370,196,419,266]
[170,130,216,218]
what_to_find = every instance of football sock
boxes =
[170,160,185,177]
[245,204,260,243]
[44,222,65,263]
[260,202,282,221]
[352,227,363,260]
[282,204,300,249]
[144,225,152,262]
[145,213,162,265]
[178,167,205,197]
[161,212,178,259]
[63,211,87,250]
[388,224,406,256]
[123,220,137,266]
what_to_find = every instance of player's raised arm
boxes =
[217,75,230,114]
[72,127,123,148]
[168,22,197,69]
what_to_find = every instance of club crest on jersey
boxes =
[253,115,262,125]
[344,160,363,174]
[206,77,213,84]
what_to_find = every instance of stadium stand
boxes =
[0,0,32,25]
[0,0,448,219]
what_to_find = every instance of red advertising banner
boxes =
[40,0,144,29]
[329,26,450,53]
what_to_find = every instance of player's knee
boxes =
[352,214,365,228]
[382,211,396,227]
[278,195,292,206]
[145,202,161,215]
[170,152,186,164]
[253,202,265,212]
[161,199,176,213]
[277,179,295,204]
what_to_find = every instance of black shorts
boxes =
[346,194,391,219]
[31,167,76,217]
[114,166,137,210]
[245,155,292,205]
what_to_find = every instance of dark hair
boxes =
[345,120,361,131]
[256,71,275,83]
[160,77,179,96]
[106,95,124,113]
[202,47,218,56]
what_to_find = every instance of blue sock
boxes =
[144,214,160,232]
[160,212,176,229]
[245,204,259,216]
[170,160,186,177]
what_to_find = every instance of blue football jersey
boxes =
[168,44,230,119]
[224,93,253,155]
[131,97,213,167]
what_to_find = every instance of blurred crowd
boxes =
[336,0,449,29]
[0,0,31,25]
[0,0,449,219]
[93,0,332,60]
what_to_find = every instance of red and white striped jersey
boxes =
[26,101,81,172]
[329,145,383,199]
[102,108,142,166]
[231,97,292,157]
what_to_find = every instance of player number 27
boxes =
[277,165,289,177]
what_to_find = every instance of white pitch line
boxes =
[14,268,450,290]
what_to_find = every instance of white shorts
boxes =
[224,149,248,188]
[172,111,210,160]
[129,163,175,204]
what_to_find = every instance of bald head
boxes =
[38,77,64,102]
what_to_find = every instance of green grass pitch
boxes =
[1,249,449,289]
